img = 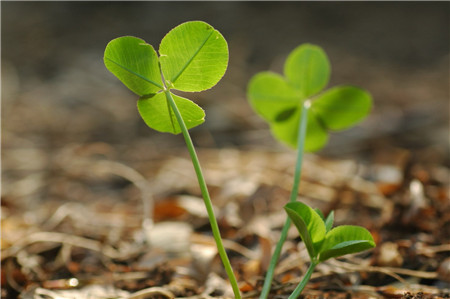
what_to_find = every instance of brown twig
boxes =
[1,231,130,260]
[128,287,175,299]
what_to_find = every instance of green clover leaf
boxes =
[104,36,163,95]
[159,21,228,92]
[284,44,330,98]
[248,43,372,152]
[104,21,229,134]
[318,225,375,262]
[284,201,326,259]
[137,93,205,134]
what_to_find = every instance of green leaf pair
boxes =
[104,21,229,134]
[247,44,372,152]
[284,202,375,262]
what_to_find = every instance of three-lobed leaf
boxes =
[247,43,372,152]
[104,21,228,134]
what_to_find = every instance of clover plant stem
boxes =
[288,261,317,299]
[259,100,310,299]
[164,89,242,299]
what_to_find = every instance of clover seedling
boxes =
[247,44,374,298]
[248,44,372,152]
[284,202,375,297]
[104,21,241,299]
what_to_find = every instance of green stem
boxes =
[288,261,317,299]
[164,90,242,299]
[259,100,310,299]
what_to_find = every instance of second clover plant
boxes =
[248,44,372,151]
[284,202,375,298]
[104,21,241,299]
[248,44,375,298]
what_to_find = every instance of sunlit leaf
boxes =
[137,92,205,134]
[105,22,230,135]
[284,202,326,259]
[284,44,330,98]
[104,36,163,96]
[312,86,372,130]
[159,21,228,92]
[319,225,375,262]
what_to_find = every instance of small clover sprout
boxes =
[104,21,241,299]
[248,44,372,152]
[247,44,374,298]
[285,202,375,265]
[285,202,375,297]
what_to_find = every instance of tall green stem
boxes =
[164,90,242,299]
[288,261,317,299]
[259,100,310,299]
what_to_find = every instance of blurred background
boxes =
[2,1,448,160]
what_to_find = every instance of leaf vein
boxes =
[170,30,215,84]
[105,57,163,89]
